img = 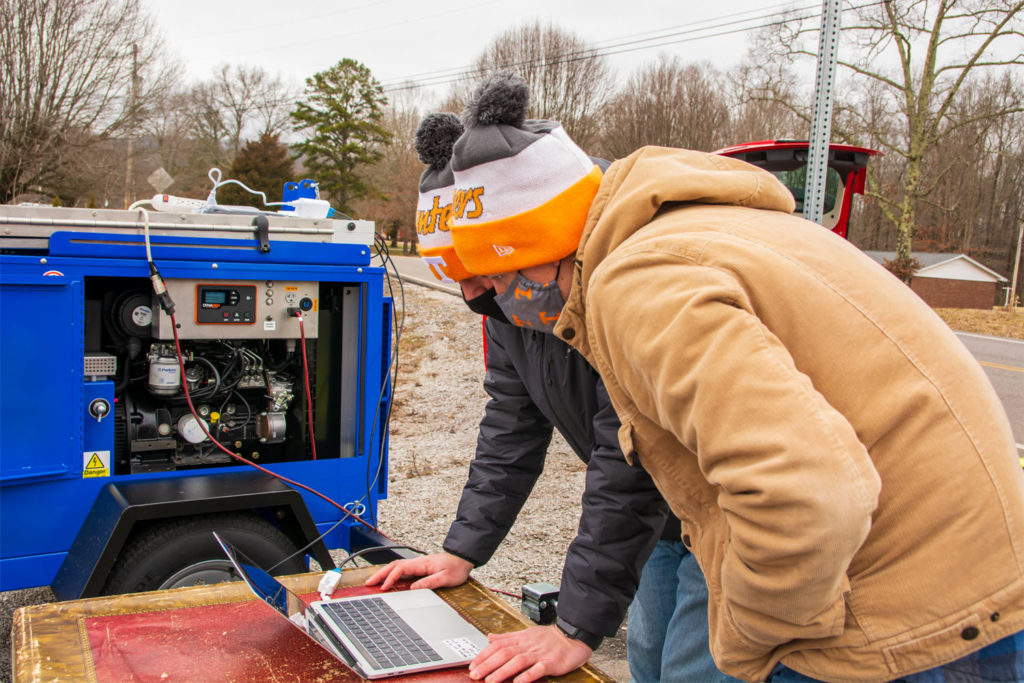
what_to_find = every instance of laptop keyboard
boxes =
[321,597,444,670]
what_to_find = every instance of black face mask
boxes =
[463,287,510,324]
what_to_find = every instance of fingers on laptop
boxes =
[468,627,589,683]
[365,557,433,589]
[470,640,543,683]
[364,560,406,588]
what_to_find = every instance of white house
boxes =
[863,251,1008,309]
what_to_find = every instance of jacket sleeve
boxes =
[586,254,882,654]
[556,377,668,638]
[442,320,554,566]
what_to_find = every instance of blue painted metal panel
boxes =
[3,554,65,591]
[1,478,105,586]
[47,232,372,267]
[0,279,82,480]
[82,381,115,459]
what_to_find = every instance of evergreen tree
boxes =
[290,59,392,214]
[216,133,295,207]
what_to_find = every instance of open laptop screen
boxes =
[213,532,307,626]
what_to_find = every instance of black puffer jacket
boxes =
[443,318,675,640]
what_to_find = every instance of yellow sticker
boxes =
[83,450,110,478]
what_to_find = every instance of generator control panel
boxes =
[155,279,320,340]
[196,285,256,324]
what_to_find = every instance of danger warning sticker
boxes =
[83,450,110,478]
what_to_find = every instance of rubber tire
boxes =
[102,512,306,595]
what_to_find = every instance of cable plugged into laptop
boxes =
[318,568,343,601]
[520,582,559,624]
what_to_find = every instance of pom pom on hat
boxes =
[414,113,472,283]
[415,113,463,170]
[449,72,602,276]
[462,71,530,127]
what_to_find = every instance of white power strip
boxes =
[151,194,209,213]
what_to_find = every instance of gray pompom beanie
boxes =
[414,112,472,283]
[449,71,601,275]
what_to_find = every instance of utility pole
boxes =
[805,0,842,225]
[123,43,138,210]
[1009,221,1023,311]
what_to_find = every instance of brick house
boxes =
[863,251,1008,310]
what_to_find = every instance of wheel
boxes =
[101,512,307,595]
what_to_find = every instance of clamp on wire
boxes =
[344,501,368,517]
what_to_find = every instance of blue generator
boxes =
[0,204,395,599]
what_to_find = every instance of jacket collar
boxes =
[554,146,795,356]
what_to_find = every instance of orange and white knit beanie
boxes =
[414,112,473,283]
[449,72,602,276]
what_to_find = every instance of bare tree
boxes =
[351,92,424,250]
[184,82,233,170]
[981,92,1024,293]
[144,87,224,197]
[208,64,296,158]
[471,21,614,149]
[176,65,296,172]
[765,0,1024,276]
[908,74,1024,287]
[597,56,731,159]
[0,0,168,202]
[727,56,808,144]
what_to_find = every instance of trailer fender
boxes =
[51,470,334,600]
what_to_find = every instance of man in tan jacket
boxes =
[448,71,1024,683]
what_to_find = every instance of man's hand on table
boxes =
[364,552,473,591]
[366,556,591,681]
[468,624,592,683]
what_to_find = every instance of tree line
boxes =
[2,0,1021,295]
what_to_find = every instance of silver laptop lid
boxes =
[212,531,310,630]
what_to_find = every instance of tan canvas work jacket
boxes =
[553,146,1024,682]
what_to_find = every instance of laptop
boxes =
[213,532,489,679]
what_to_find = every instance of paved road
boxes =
[388,255,459,295]
[955,332,1024,452]
[388,256,1024,454]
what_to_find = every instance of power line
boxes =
[381,0,885,94]
[382,4,824,93]
[377,0,811,87]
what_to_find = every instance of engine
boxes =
[88,278,326,474]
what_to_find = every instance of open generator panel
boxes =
[0,204,393,594]
[88,276,360,474]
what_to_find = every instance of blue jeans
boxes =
[769,630,1024,682]
[628,539,742,682]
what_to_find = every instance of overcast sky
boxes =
[142,0,819,99]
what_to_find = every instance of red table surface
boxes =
[12,570,613,683]
[83,583,477,682]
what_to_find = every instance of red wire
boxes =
[482,315,488,370]
[298,314,317,460]
[169,312,390,539]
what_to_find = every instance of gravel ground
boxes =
[0,282,629,683]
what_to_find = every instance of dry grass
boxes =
[934,307,1024,341]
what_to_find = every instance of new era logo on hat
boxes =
[493,245,515,257]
